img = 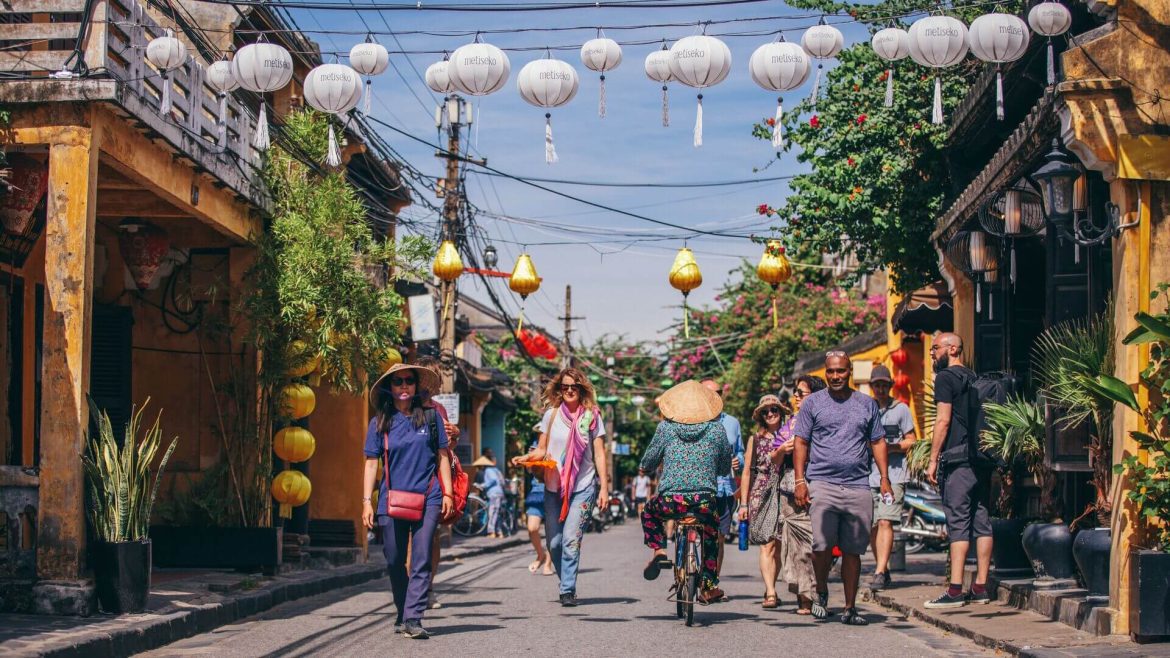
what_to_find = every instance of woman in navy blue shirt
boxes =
[362,363,453,639]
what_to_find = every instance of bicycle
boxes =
[452,493,488,537]
[667,516,705,627]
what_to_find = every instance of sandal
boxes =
[811,591,830,620]
[762,594,780,609]
[840,607,868,626]
[643,554,672,581]
[698,587,726,605]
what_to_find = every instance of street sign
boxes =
[408,294,438,342]
[612,443,630,455]
[432,393,460,423]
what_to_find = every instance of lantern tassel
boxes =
[772,296,778,330]
[364,79,372,116]
[988,286,995,321]
[1010,242,1017,286]
[932,76,944,125]
[996,67,1005,121]
[884,68,895,108]
[254,100,270,151]
[683,300,690,338]
[517,306,525,334]
[662,85,670,127]
[326,124,343,167]
[279,503,291,519]
[544,113,559,165]
[771,98,783,150]
[599,75,607,118]
[810,64,823,109]
[160,72,172,115]
[975,281,982,314]
[693,94,703,148]
[1046,39,1056,86]
[217,92,228,146]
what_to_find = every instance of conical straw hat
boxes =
[656,380,723,424]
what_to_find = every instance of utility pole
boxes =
[558,284,585,369]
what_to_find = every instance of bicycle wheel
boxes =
[685,570,699,627]
[685,537,700,627]
[453,497,487,537]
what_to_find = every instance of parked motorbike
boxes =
[899,482,948,553]
[607,491,628,525]
[585,503,609,533]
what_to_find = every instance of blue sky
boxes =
[292,1,878,345]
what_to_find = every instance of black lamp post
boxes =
[1032,138,1080,231]
[483,244,498,269]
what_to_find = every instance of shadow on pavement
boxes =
[581,596,639,605]
[433,624,505,636]
[432,600,501,608]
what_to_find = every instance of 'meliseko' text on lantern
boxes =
[1028,1,1073,85]
[870,27,910,107]
[274,426,317,463]
[669,247,703,337]
[145,29,187,115]
[426,56,456,94]
[580,33,622,118]
[968,13,1030,120]
[232,40,294,150]
[517,57,580,164]
[756,240,793,328]
[349,39,390,115]
[205,60,238,146]
[748,38,810,149]
[644,44,674,127]
[448,38,511,96]
[280,383,316,420]
[800,20,844,109]
[907,15,969,125]
[271,469,311,518]
[669,34,732,148]
[303,64,364,167]
[509,253,542,332]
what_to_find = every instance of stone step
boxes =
[961,567,1114,635]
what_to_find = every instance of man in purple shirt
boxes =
[793,352,892,626]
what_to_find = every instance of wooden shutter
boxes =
[88,304,133,441]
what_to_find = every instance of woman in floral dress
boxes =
[738,394,790,609]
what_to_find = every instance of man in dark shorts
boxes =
[702,379,743,597]
[925,333,993,609]
[792,353,891,625]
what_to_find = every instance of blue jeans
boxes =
[487,492,504,534]
[544,484,597,595]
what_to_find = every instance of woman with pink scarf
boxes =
[513,367,610,607]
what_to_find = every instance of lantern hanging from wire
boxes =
[669,32,732,148]
[303,63,363,167]
[279,383,317,420]
[907,15,969,125]
[890,346,909,369]
[580,31,622,118]
[425,54,456,94]
[146,29,187,116]
[978,181,1044,284]
[1027,1,1073,85]
[205,59,238,146]
[509,253,541,332]
[448,36,511,97]
[433,239,464,324]
[517,55,580,164]
[945,229,1001,318]
[756,240,792,328]
[380,347,404,372]
[748,37,810,150]
[644,43,674,127]
[285,339,322,378]
[482,244,499,269]
[870,26,909,108]
[232,38,294,151]
[968,12,1030,120]
[800,19,844,110]
[349,38,390,116]
[274,426,317,463]
[271,469,311,519]
[118,217,170,291]
[669,247,703,337]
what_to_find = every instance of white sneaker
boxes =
[428,592,442,609]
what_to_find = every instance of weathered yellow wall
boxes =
[306,388,368,547]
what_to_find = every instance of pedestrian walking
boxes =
[413,356,461,612]
[738,394,789,609]
[512,367,610,607]
[639,380,732,604]
[924,333,994,609]
[633,471,653,516]
[362,363,454,639]
[777,376,825,615]
[792,352,892,625]
[474,454,506,538]
[867,365,917,591]
[700,380,744,588]
[525,472,554,575]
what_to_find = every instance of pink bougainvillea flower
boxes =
[809,115,820,128]
[847,157,856,167]
[857,114,867,126]
[766,117,776,127]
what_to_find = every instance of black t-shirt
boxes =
[934,365,976,454]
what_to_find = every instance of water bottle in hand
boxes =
[738,519,749,551]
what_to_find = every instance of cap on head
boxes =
[870,364,893,383]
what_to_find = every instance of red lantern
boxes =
[118,218,170,290]
[0,155,49,235]
[890,347,909,369]
[894,372,911,390]
[517,328,558,361]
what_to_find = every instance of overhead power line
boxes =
[469,170,796,188]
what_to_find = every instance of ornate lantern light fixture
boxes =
[1032,139,1080,227]
[945,229,1001,319]
[979,181,1044,284]
[1033,139,1137,247]
[482,244,499,269]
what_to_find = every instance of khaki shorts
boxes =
[871,482,906,525]
[808,481,873,555]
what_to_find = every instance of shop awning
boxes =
[891,282,953,335]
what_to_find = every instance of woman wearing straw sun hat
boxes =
[362,362,453,639]
[738,394,791,609]
[639,380,733,604]
[473,453,507,538]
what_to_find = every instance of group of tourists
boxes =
[360,330,995,638]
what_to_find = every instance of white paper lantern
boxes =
[146,29,187,115]
[800,22,844,109]
[517,58,579,164]
[426,58,456,94]
[304,64,363,167]
[871,27,909,107]
[1028,1,1073,85]
[969,13,1030,120]
[749,38,810,149]
[349,40,389,115]
[644,45,674,127]
[449,40,511,96]
[580,34,622,118]
[206,60,238,146]
[669,34,731,148]
[231,40,294,150]
[908,16,969,125]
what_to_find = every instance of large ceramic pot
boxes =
[91,539,151,613]
[991,517,1033,576]
[1130,550,1170,641]
[1072,527,1111,600]
[1021,522,1076,581]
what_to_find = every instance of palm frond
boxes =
[1032,307,1117,429]
[980,395,1045,471]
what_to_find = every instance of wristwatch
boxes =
[362,497,372,503]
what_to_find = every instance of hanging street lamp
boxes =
[756,240,792,329]
[483,244,499,269]
[669,247,702,338]
[509,253,541,332]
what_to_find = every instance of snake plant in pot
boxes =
[83,397,177,613]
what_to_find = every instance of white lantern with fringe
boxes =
[146,29,187,116]
[748,38,810,150]
[968,13,1030,120]
[304,64,363,167]
[232,40,294,151]
[580,33,622,118]
[669,34,731,148]
[871,27,909,108]
[349,40,389,116]
[644,45,674,127]
[908,16,968,125]
[206,60,238,145]
[426,57,456,94]
[449,39,511,96]
[1028,1,1072,85]
[516,57,579,164]
[800,21,843,110]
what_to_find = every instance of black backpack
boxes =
[940,369,1012,470]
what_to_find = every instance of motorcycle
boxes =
[607,491,628,525]
[585,502,609,533]
[899,482,948,554]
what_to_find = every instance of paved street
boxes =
[140,521,990,657]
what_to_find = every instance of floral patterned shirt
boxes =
[640,420,732,495]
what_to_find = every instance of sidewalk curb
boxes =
[869,590,1026,656]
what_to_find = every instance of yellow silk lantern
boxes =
[271,469,312,519]
[285,340,321,378]
[274,426,317,463]
[508,253,542,332]
[380,347,403,372]
[756,240,793,329]
[432,240,464,281]
[280,383,316,419]
[669,248,703,337]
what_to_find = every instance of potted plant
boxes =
[83,398,177,614]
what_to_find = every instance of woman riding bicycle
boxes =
[639,380,733,604]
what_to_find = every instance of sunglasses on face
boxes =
[390,376,417,387]
[793,390,808,398]
[560,384,581,393]
[763,407,783,416]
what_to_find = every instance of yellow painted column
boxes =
[36,120,100,580]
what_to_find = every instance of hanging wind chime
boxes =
[968,12,1030,120]
[509,253,542,332]
[145,29,187,116]
[669,247,703,338]
[517,54,580,164]
[432,239,464,323]
[580,30,622,118]
[644,42,674,127]
[748,36,810,150]
[870,26,909,108]
[232,38,294,151]
[756,240,793,329]
[349,38,390,116]
[303,63,363,167]
[1027,0,1073,86]
[800,19,843,110]
[205,59,238,146]
[907,14,969,125]
[669,29,731,148]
